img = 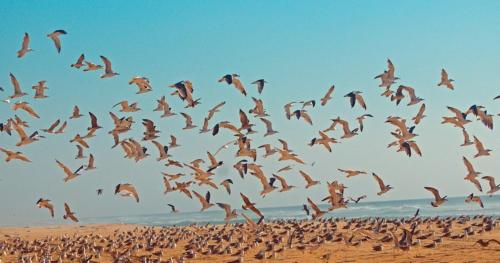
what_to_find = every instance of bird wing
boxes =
[462,157,475,174]
[217,203,231,215]
[424,187,441,200]
[21,33,30,50]
[372,173,386,190]
[321,85,335,105]
[10,73,22,95]
[232,78,247,96]
[240,193,252,206]
[207,151,217,166]
[56,160,73,177]
[47,119,61,131]
[356,94,367,109]
[307,198,321,214]
[50,35,62,53]
[100,55,113,73]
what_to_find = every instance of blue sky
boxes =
[0,1,499,226]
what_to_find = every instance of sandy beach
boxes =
[1,217,499,262]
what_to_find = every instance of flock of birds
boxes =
[0,30,499,228]
[1,216,499,262]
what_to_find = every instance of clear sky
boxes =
[0,0,499,226]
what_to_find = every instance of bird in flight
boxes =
[219,74,246,96]
[36,198,54,218]
[437,68,454,90]
[251,79,267,94]
[100,55,119,78]
[17,32,33,58]
[47,29,67,53]
[63,203,79,222]
[115,183,140,202]
[424,187,447,207]
[372,173,393,196]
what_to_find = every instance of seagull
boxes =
[151,140,170,161]
[217,203,238,222]
[460,128,474,146]
[169,135,180,148]
[309,131,338,152]
[293,109,313,125]
[180,112,197,129]
[300,170,320,188]
[473,136,491,158]
[193,190,214,211]
[129,76,152,94]
[9,73,28,99]
[240,193,264,219]
[393,86,424,106]
[56,160,84,182]
[412,103,426,125]
[207,151,223,172]
[356,114,373,132]
[424,186,447,207]
[63,203,79,222]
[70,105,83,119]
[338,169,367,178]
[437,69,454,90]
[374,59,399,88]
[348,195,367,203]
[219,74,246,96]
[12,102,40,118]
[75,145,86,159]
[259,144,277,158]
[100,55,119,78]
[463,157,482,192]
[372,173,393,196]
[249,164,277,196]
[331,117,359,139]
[272,174,295,192]
[167,204,179,213]
[83,61,103,71]
[481,176,499,196]
[207,101,226,120]
[36,198,54,218]
[115,183,139,202]
[32,80,48,99]
[17,32,33,58]
[259,118,278,136]
[85,154,96,170]
[344,91,367,110]
[251,79,267,94]
[199,117,211,133]
[320,85,335,106]
[307,197,326,219]
[47,30,67,53]
[0,147,31,162]
[465,193,484,208]
[71,54,85,68]
[220,179,233,195]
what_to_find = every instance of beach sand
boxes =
[1,218,499,262]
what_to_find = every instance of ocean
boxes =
[80,195,500,227]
